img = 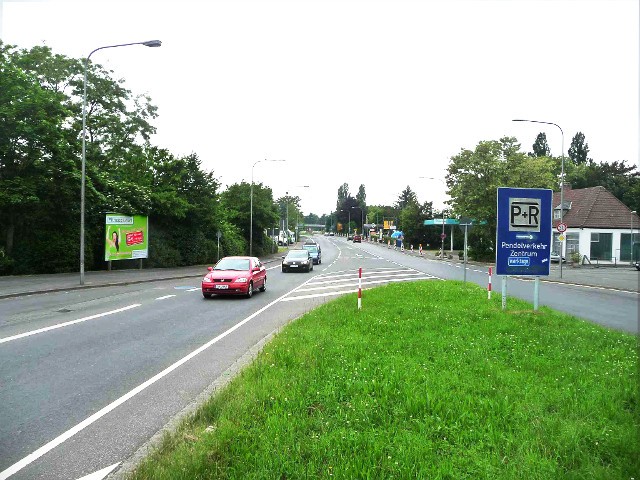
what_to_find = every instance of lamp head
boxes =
[142,40,162,47]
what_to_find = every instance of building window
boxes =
[554,209,561,220]
[590,232,612,261]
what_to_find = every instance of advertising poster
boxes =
[105,214,149,261]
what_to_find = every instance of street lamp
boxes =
[631,211,637,265]
[283,186,308,246]
[351,206,364,236]
[340,209,351,237]
[250,159,285,256]
[79,40,161,285]
[419,176,447,257]
[513,119,565,278]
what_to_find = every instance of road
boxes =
[0,235,637,479]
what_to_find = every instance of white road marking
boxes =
[75,462,120,480]
[187,288,200,292]
[302,272,424,290]
[0,304,142,345]
[155,295,176,301]
[283,276,436,301]
[0,278,315,480]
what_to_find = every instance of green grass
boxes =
[130,281,639,479]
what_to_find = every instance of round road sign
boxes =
[440,233,447,239]
[556,222,567,233]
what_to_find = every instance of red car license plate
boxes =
[215,284,229,289]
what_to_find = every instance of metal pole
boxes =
[631,211,636,264]
[512,119,564,278]
[533,276,540,311]
[501,276,507,310]
[441,211,445,258]
[80,40,161,285]
[250,161,256,257]
[463,224,468,283]
[80,58,88,285]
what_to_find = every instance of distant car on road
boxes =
[201,256,266,298]
[347,234,353,240]
[352,234,362,243]
[550,252,566,263]
[302,243,322,264]
[282,249,314,272]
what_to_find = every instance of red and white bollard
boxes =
[488,266,492,300]
[419,244,423,256]
[410,244,414,253]
[388,240,391,248]
[358,267,362,310]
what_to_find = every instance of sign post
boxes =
[496,187,552,311]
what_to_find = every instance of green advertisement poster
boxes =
[105,214,149,261]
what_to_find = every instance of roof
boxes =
[552,186,639,229]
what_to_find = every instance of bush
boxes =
[570,251,581,264]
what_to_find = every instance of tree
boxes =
[336,183,350,211]
[394,186,418,211]
[446,137,556,260]
[531,132,550,157]
[568,132,590,165]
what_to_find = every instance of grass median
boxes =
[130,281,639,479]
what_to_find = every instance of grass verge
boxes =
[130,281,639,479]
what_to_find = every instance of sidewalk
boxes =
[0,251,286,300]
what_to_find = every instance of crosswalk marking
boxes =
[282,267,437,303]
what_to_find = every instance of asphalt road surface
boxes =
[0,235,637,479]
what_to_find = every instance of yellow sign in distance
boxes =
[558,234,565,241]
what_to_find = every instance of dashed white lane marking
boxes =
[155,295,176,301]
[187,288,200,292]
[0,278,316,480]
[0,304,142,345]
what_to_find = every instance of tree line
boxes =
[0,42,296,274]
[332,134,639,260]
[3,41,637,273]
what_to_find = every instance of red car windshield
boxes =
[214,258,251,271]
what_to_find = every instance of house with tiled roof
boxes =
[552,185,639,264]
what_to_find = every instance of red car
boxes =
[352,234,362,243]
[202,256,266,298]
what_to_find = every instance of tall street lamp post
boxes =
[631,211,637,264]
[513,119,565,279]
[80,40,161,285]
[341,209,351,237]
[351,206,363,236]
[250,159,285,256]
[419,176,448,257]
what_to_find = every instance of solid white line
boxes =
[0,305,142,345]
[155,295,176,301]
[75,462,120,480]
[0,278,314,480]
[186,288,200,292]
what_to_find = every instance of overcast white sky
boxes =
[2,0,638,216]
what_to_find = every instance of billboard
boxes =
[105,214,149,261]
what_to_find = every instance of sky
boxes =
[1,0,638,217]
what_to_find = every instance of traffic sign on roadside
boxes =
[556,222,567,233]
[496,187,552,276]
[440,233,447,239]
